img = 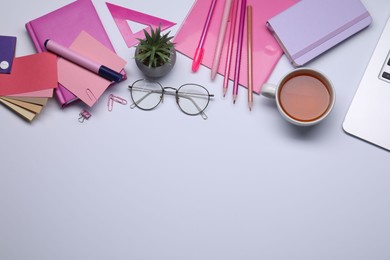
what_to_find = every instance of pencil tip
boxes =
[211,72,216,80]
[233,95,237,104]
[223,88,227,97]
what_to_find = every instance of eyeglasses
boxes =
[128,79,214,119]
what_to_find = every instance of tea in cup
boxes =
[261,68,335,126]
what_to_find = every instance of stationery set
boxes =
[1,0,373,128]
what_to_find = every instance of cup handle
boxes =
[261,83,277,99]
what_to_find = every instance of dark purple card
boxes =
[0,36,17,74]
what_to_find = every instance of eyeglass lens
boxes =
[130,80,163,110]
[177,84,211,115]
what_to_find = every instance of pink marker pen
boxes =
[192,0,218,72]
[45,39,123,82]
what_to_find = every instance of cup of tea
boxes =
[261,68,335,126]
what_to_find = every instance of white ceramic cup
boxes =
[261,68,335,126]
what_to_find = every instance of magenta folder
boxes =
[174,0,298,94]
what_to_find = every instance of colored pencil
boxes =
[211,0,233,80]
[247,5,253,110]
[232,0,246,103]
[222,0,239,97]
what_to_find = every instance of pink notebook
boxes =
[26,0,125,107]
[174,0,298,94]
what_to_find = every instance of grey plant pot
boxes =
[135,47,177,78]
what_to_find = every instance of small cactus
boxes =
[135,26,175,68]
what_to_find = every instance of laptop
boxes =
[343,15,390,151]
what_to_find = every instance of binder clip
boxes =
[108,94,127,112]
[78,109,92,123]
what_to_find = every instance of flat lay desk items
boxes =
[2,2,390,260]
[1,0,388,151]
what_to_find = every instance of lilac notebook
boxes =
[266,0,372,66]
[26,0,125,107]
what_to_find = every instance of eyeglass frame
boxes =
[128,79,214,119]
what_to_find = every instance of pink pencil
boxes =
[222,0,239,97]
[211,0,233,80]
[232,0,246,103]
[247,5,253,111]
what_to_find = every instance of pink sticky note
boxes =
[0,52,58,96]
[57,31,126,107]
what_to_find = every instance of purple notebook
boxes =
[0,36,17,74]
[26,0,124,107]
[266,0,372,66]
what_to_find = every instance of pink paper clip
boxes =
[108,94,127,111]
[78,109,92,123]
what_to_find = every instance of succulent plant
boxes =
[135,26,175,68]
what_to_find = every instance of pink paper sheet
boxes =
[174,0,298,94]
[0,52,57,96]
[57,31,126,107]
[9,89,54,98]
